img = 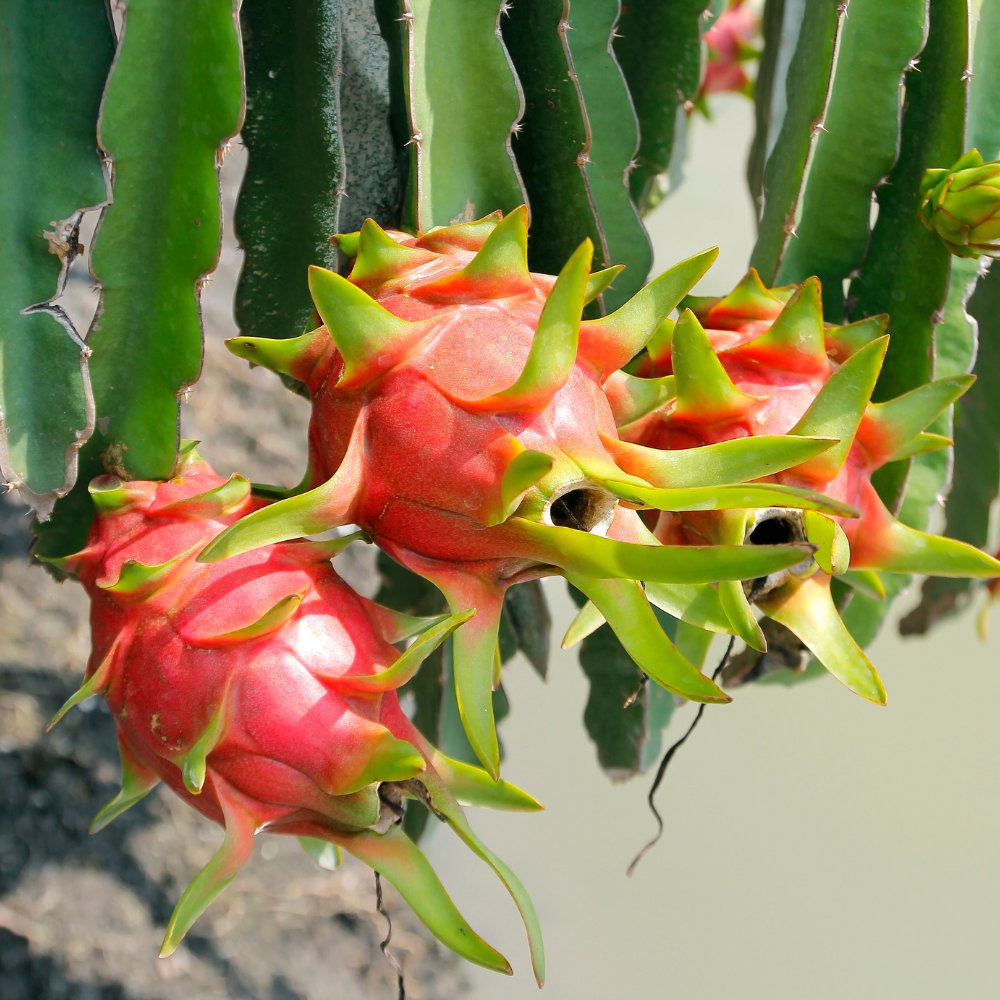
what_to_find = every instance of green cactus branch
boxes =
[236,0,346,345]
[35,0,245,559]
[0,0,113,513]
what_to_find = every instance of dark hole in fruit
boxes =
[748,516,797,546]
[549,489,605,532]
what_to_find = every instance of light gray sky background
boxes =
[423,96,1000,1000]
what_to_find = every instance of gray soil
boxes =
[0,145,466,1000]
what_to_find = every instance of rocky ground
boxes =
[0,146,465,999]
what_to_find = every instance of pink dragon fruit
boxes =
[698,0,759,103]
[595,269,1000,701]
[45,446,544,982]
[202,208,855,776]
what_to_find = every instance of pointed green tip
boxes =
[499,450,554,520]
[737,276,826,368]
[350,219,438,287]
[88,477,150,514]
[579,247,718,377]
[415,206,532,304]
[175,440,204,473]
[90,751,159,834]
[431,752,544,811]
[561,600,606,648]
[672,308,756,421]
[881,525,1000,578]
[330,231,360,257]
[158,474,251,520]
[226,330,329,382]
[48,649,116,730]
[344,732,426,793]
[584,264,625,305]
[198,473,353,563]
[308,265,422,388]
[414,211,503,252]
[97,544,198,597]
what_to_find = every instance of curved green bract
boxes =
[225,328,329,382]
[615,0,707,211]
[775,0,929,319]
[604,371,675,427]
[750,0,846,282]
[579,248,718,377]
[598,479,858,518]
[277,530,370,564]
[402,0,525,231]
[566,579,734,647]
[236,0,345,344]
[562,599,607,648]
[713,510,765,651]
[841,569,887,601]
[351,219,437,287]
[430,752,542,812]
[366,604,451,644]
[759,575,886,705]
[308,266,425,388]
[874,520,1000,578]
[198,455,360,562]
[38,0,243,561]
[161,783,257,958]
[476,239,591,410]
[803,511,850,576]
[826,315,889,360]
[419,770,546,986]
[672,308,757,421]
[790,336,888,479]
[513,517,814,584]
[179,703,226,794]
[48,639,119,731]
[565,0,651,311]
[98,544,199,597]
[568,574,729,704]
[90,736,160,834]
[158,473,251,519]
[585,266,626,305]
[327,610,473,694]
[0,0,111,505]
[644,582,733,634]
[604,433,837,489]
[720,578,766,651]
[867,376,974,457]
[332,824,512,974]
[340,730,426,796]
[500,449,553,521]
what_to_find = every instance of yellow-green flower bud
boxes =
[919,149,1000,259]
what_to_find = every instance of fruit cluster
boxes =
[50,209,999,981]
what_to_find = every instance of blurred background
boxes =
[2,93,998,999]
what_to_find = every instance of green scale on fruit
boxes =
[202,207,857,778]
[567,269,1000,703]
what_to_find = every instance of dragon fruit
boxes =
[697,0,759,104]
[202,207,857,776]
[45,446,545,982]
[583,269,1000,701]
